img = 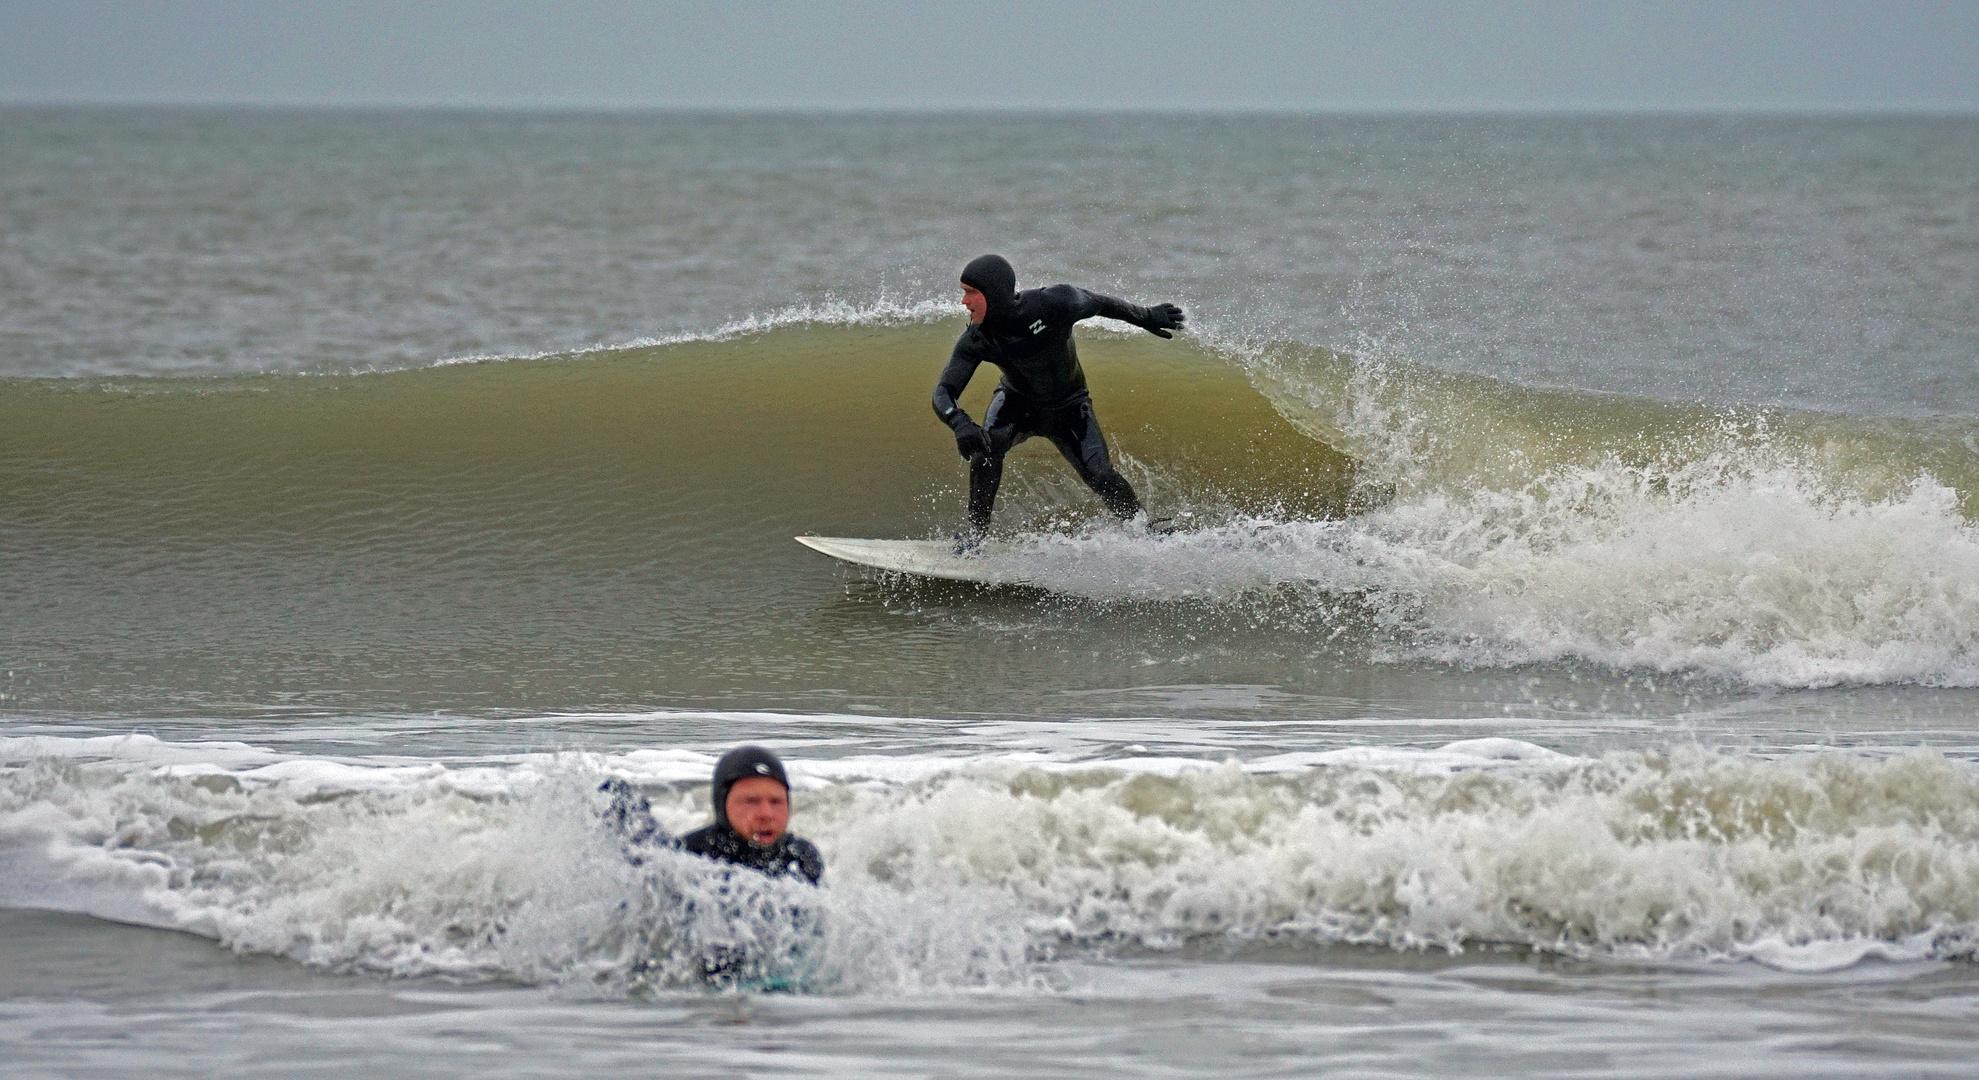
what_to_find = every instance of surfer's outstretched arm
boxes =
[1064,287,1187,339]
[600,778,676,864]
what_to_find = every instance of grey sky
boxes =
[2,0,1975,111]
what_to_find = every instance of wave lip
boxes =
[428,295,965,369]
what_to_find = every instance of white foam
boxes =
[1372,461,1979,688]
[954,451,1979,689]
[1253,738,1573,775]
[1738,932,1939,973]
[0,733,283,769]
[813,745,1979,965]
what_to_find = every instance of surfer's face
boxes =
[725,776,790,846]
[961,283,987,325]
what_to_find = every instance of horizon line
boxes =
[5,98,1978,118]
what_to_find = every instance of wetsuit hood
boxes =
[960,254,1020,325]
[711,745,790,830]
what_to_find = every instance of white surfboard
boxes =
[794,536,1039,585]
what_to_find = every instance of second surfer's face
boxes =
[725,776,791,846]
[961,283,987,325]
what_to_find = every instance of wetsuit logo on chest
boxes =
[1029,318,1047,335]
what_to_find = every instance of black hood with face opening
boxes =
[710,744,789,829]
[960,254,1020,325]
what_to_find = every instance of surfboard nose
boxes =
[793,535,1027,585]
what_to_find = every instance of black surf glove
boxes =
[1141,303,1186,338]
[953,419,993,461]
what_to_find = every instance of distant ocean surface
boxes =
[3,107,1978,1078]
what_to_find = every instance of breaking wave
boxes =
[3,311,1976,694]
[5,734,1977,992]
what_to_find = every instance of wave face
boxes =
[5,316,1979,716]
[5,735,1977,989]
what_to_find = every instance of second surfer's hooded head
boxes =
[710,744,790,831]
[960,254,1020,326]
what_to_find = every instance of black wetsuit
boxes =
[680,823,824,885]
[934,260,1181,536]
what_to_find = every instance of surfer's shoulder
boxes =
[953,323,992,351]
[780,835,825,884]
[679,822,726,856]
[1015,284,1072,316]
[1038,284,1095,325]
[952,323,1012,364]
[783,834,821,863]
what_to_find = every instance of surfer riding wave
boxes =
[932,254,1186,546]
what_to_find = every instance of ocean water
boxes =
[3,107,1978,1077]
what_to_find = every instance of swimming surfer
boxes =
[601,745,823,884]
[932,255,1186,547]
[603,746,822,989]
